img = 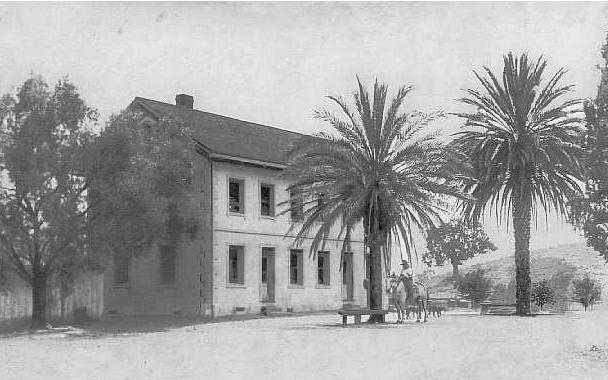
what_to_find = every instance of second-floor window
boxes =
[317,193,327,208]
[229,178,244,213]
[290,189,303,220]
[260,184,275,217]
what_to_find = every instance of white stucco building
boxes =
[103,94,368,317]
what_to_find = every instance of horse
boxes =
[386,274,429,323]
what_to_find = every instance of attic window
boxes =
[143,124,152,139]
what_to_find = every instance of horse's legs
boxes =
[396,304,402,324]
[422,300,428,322]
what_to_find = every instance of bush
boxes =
[457,269,493,307]
[573,275,602,311]
[531,279,555,311]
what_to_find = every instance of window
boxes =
[290,189,303,220]
[318,251,330,286]
[114,254,130,285]
[159,245,176,285]
[143,124,152,138]
[289,249,303,286]
[317,193,326,208]
[228,245,245,285]
[260,184,275,217]
[229,179,244,213]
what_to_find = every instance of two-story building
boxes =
[103,94,368,317]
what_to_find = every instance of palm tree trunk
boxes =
[367,236,384,323]
[513,200,532,316]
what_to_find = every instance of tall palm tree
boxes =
[453,53,584,315]
[282,78,464,322]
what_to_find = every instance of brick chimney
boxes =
[175,94,194,109]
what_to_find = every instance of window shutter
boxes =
[237,247,245,284]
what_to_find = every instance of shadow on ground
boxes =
[1,311,341,337]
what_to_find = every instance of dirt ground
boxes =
[1,306,607,380]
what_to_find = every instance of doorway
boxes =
[260,247,275,302]
[342,252,354,301]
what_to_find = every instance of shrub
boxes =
[457,269,493,308]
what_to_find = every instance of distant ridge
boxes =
[425,242,608,302]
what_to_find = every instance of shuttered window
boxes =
[290,249,303,285]
[290,189,303,220]
[159,245,176,285]
[229,179,244,213]
[260,184,275,217]
[228,245,245,285]
[317,251,330,286]
[114,254,130,285]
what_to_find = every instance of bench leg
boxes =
[342,315,347,326]
[354,315,362,324]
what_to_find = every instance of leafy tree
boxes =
[531,279,555,311]
[89,111,200,281]
[568,34,608,262]
[0,75,199,329]
[0,75,97,328]
[572,275,602,311]
[457,268,493,307]
[424,219,496,280]
[283,78,464,322]
[453,53,584,315]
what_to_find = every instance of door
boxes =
[261,247,275,302]
[364,253,371,307]
[342,252,354,301]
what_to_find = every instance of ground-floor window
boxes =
[228,245,245,285]
[317,251,330,286]
[289,249,303,285]
[159,245,176,285]
[114,254,130,285]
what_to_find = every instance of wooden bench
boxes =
[338,308,389,326]
[480,302,517,315]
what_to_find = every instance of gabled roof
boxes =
[131,97,306,167]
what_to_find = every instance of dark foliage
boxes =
[424,219,496,279]
[568,34,608,262]
[457,268,493,307]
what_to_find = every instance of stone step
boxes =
[260,305,282,316]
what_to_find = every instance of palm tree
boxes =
[282,78,464,322]
[453,53,584,315]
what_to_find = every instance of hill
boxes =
[423,242,608,309]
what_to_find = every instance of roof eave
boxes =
[209,153,286,170]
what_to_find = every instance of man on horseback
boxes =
[386,259,429,323]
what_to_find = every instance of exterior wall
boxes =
[103,238,202,315]
[102,147,370,317]
[211,161,367,316]
[103,152,213,316]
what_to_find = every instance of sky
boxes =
[1,1,607,272]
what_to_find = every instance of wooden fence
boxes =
[0,270,103,329]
